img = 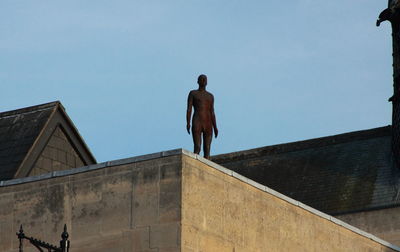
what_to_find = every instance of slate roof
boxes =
[0,101,96,180]
[212,126,400,215]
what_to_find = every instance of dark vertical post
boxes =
[389,2,400,168]
[377,0,400,167]
[17,225,24,252]
[59,224,70,252]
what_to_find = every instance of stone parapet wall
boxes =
[0,149,398,252]
[0,153,182,252]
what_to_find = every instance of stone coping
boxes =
[1,148,399,251]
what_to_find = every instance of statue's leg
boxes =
[203,128,213,159]
[192,127,201,154]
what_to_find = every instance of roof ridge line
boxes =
[212,126,392,161]
[0,101,60,118]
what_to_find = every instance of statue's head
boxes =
[198,74,207,87]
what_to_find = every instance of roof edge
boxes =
[1,149,185,186]
[212,126,392,162]
[0,101,60,118]
[56,103,97,164]
[13,103,59,178]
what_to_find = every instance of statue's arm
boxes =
[186,91,193,134]
[211,95,218,138]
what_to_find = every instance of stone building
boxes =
[0,101,96,180]
[0,101,400,252]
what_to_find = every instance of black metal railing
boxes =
[16,224,70,252]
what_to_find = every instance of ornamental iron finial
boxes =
[16,224,70,252]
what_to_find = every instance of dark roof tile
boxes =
[212,126,400,215]
[0,102,57,180]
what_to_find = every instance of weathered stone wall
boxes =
[181,155,397,252]
[0,150,398,252]
[29,126,85,176]
[0,154,181,252]
[337,207,400,246]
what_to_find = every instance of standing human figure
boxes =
[186,74,218,159]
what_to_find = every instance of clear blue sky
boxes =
[0,1,393,162]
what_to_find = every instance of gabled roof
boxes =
[212,126,400,215]
[0,101,96,180]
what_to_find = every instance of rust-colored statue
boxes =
[186,74,218,159]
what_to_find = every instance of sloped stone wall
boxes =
[181,155,397,252]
